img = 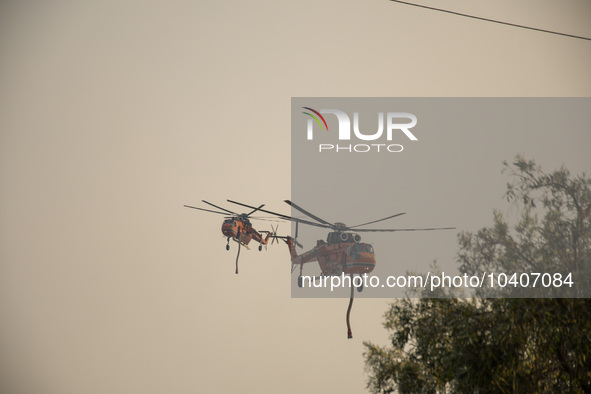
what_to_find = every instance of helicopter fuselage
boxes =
[285,232,376,275]
[222,217,270,246]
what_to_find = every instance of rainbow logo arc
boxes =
[302,107,329,131]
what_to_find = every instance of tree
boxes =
[364,156,591,393]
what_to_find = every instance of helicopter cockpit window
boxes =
[354,244,374,254]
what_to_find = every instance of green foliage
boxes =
[364,156,591,393]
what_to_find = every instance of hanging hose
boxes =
[346,275,354,339]
[235,241,241,274]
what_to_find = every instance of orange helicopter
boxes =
[184,200,278,274]
[228,199,454,338]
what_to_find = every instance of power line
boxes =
[389,0,591,42]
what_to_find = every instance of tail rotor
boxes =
[271,224,279,245]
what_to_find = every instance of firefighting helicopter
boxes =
[228,199,455,339]
[184,200,280,274]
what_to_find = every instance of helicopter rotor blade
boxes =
[184,205,233,216]
[228,200,291,220]
[353,227,456,232]
[349,212,407,229]
[227,200,330,229]
[246,204,265,217]
[202,200,236,215]
[248,217,289,223]
[284,200,334,227]
[285,217,330,229]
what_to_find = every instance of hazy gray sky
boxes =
[1,1,590,393]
